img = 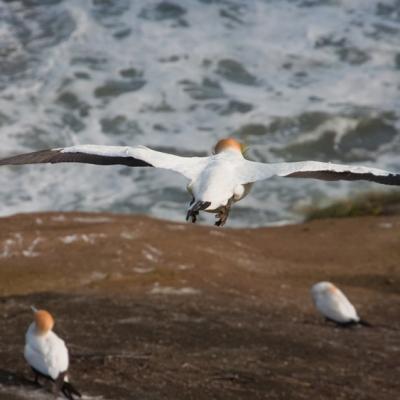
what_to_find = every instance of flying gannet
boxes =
[1,138,399,226]
[311,282,371,327]
[24,307,82,399]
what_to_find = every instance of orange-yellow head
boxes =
[213,138,246,154]
[327,284,338,295]
[32,308,54,334]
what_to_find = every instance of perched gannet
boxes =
[311,282,371,327]
[24,307,81,399]
[1,137,400,226]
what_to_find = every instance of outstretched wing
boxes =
[236,160,400,186]
[0,145,209,181]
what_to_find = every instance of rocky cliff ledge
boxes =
[0,212,399,399]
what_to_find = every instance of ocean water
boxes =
[0,0,399,227]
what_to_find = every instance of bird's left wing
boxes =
[235,160,400,186]
[24,343,51,377]
[0,145,209,181]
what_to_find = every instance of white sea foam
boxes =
[0,1,399,227]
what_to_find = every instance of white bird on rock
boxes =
[311,282,371,327]
[1,138,400,226]
[24,307,81,399]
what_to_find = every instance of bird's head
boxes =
[311,281,337,296]
[32,306,54,335]
[213,138,246,155]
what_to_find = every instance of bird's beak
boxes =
[31,305,38,313]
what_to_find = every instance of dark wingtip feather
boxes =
[287,170,400,186]
[0,149,153,167]
[0,149,62,165]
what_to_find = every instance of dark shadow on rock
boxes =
[0,368,37,388]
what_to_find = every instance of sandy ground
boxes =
[0,212,399,400]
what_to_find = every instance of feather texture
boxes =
[311,282,360,324]
[1,141,400,226]
[236,160,400,186]
[24,323,69,380]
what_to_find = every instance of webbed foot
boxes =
[186,200,211,224]
[214,208,229,227]
[214,197,234,227]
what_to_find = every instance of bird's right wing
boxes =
[334,290,359,321]
[24,343,51,378]
[235,159,400,186]
[46,335,69,380]
[317,295,349,322]
[0,145,209,181]
[318,292,359,323]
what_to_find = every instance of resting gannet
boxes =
[24,307,81,399]
[311,282,371,327]
[1,138,399,226]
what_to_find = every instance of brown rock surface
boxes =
[0,212,399,399]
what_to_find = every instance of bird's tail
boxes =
[186,200,211,221]
[191,200,211,212]
[61,381,82,399]
[358,319,372,327]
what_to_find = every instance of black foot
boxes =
[54,374,64,398]
[186,201,211,224]
[214,199,233,227]
[62,381,82,399]
[31,380,41,389]
[30,372,41,388]
[214,214,227,227]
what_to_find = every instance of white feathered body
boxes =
[190,151,252,211]
[24,323,69,380]
[311,282,360,324]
